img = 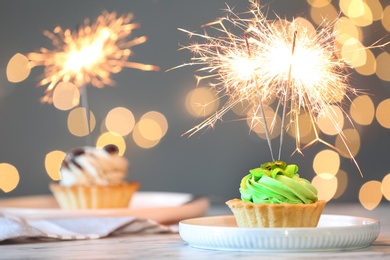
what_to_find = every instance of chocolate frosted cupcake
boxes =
[50,145,139,209]
[226,161,326,228]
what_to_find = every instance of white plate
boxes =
[179,215,380,252]
[0,192,209,225]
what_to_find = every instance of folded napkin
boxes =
[0,214,173,242]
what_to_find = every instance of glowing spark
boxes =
[178,3,364,173]
[27,11,159,103]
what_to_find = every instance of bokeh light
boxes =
[316,105,344,135]
[292,17,317,39]
[333,170,348,199]
[140,111,168,139]
[375,52,390,81]
[0,163,20,193]
[105,107,135,136]
[354,49,376,76]
[132,122,160,149]
[334,17,362,44]
[307,0,331,8]
[247,106,281,140]
[382,5,390,32]
[376,99,390,128]
[359,180,382,210]
[52,82,80,111]
[310,3,338,26]
[45,150,66,181]
[185,87,219,117]
[348,1,373,27]
[382,173,390,201]
[287,112,317,144]
[6,53,31,83]
[313,149,340,175]
[350,95,375,125]
[96,132,126,156]
[335,128,360,158]
[67,107,96,137]
[232,100,250,116]
[365,0,383,21]
[312,173,338,201]
[341,38,367,67]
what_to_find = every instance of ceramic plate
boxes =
[0,192,209,225]
[179,215,380,252]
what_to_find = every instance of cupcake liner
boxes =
[49,182,140,209]
[226,199,326,228]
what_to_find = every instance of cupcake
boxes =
[50,145,139,209]
[226,160,326,228]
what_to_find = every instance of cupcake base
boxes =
[226,199,326,228]
[49,182,140,209]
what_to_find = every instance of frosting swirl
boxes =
[59,145,128,186]
[240,161,318,204]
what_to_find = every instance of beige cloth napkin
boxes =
[0,214,173,241]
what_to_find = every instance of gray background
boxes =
[0,0,389,203]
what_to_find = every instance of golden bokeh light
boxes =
[0,163,20,193]
[6,53,31,83]
[52,82,80,111]
[341,38,367,67]
[350,95,375,125]
[382,173,390,201]
[359,180,382,210]
[334,17,362,44]
[339,0,363,17]
[354,49,376,76]
[376,99,390,128]
[247,106,281,140]
[375,52,390,81]
[105,107,135,136]
[141,111,168,137]
[316,105,344,135]
[382,6,390,32]
[45,150,66,181]
[312,173,338,201]
[310,3,338,26]
[96,132,126,156]
[292,17,317,39]
[339,0,375,26]
[349,2,373,27]
[365,0,384,21]
[307,0,331,8]
[334,170,348,199]
[185,87,219,117]
[335,128,360,158]
[232,100,250,116]
[313,149,340,175]
[132,122,160,149]
[67,107,96,137]
[138,118,163,141]
[287,112,318,145]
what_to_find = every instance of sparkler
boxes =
[177,2,362,172]
[27,11,159,103]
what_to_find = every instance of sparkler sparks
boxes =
[27,11,159,103]
[178,3,362,170]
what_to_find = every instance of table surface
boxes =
[1,202,389,260]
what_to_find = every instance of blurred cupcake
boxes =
[50,144,139,209]
[226,161,326,228]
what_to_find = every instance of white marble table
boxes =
[1,203,390,259]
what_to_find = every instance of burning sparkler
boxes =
[177,2,362,171]
[27,11,159,103]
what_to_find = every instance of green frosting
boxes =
[240,161,318,204]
